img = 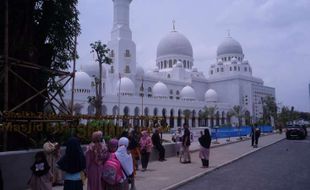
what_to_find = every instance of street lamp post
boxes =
[140,76,144,127]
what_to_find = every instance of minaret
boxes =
[108,0,136,76]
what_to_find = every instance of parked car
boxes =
[286,125,306,139]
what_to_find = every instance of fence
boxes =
[211,125,273,139]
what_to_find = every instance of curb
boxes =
[189,133,274,153]
[162,136,285,190]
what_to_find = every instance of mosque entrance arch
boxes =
[198,110,202,126]
[170,109,174,128]
[192,110,196,127]
[177,109,182,127]
[144,107,149,127]
[102,105,107,115]
[221,111,225,125]
[134,107,140,127]
[123,106,130,127]
[216,111,220,126]
[161,108,167,128]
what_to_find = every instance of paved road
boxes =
[177,136,310,190]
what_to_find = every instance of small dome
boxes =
[217,60,223,65]
[192,67,198,72]
[174,61,183,68]
[83,63,106,78]
[152,81,169,98]
[242,60,249,65]
[153,67,159,72]
[136,66,144,77]
[205,89,218,102]
[231,57,238,64]
[180,85,196,100]
[157,30,193,58]
[217,36,243,56]
[116,77,135,96]
[74,71,91,91]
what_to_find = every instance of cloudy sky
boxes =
[76,0,310,112]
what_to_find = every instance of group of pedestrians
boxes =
[28,129,155,190]
[172,124,212,168]
[27,123,262,190]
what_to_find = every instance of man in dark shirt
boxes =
[151,128,166,161]
[181,124,191,163]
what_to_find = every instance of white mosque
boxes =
[64,0,275,128]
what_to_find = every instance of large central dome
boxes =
[217,36,243,56]
[157,31,193,58]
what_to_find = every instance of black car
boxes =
[286,125,306,139]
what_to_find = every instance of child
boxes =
[28,151,52,190]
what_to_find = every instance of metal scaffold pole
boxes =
[3,0,9,151]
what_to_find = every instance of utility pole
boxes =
[140,76,144,127]
[3,0,9,151]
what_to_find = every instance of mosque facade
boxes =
[64,0,275,128]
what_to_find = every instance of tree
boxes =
[0,0,80,112]
[277,106,290,126]
[183,109,191,125]
[229,105,245,127]
[90,41,111,116]
[262,96,277,125]
[201,106,217,127]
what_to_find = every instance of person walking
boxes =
[198,129,212,168]
[181,124,191,164]
[57,137,86,190]
[85,131,109,190]
[251,124,261,148]
[151,128,166,161]
[128,128,140,172]
[254,125,261,147]
[139,131,153,171]
[115,137,135,190]
[28,151,53,190]
[172,127,182,156]
[43,135,62,186]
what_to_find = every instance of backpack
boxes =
[102,153,123,185]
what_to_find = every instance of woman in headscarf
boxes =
[43,135,62,186]
[127,128,140,173]
[85,131,109,190]
[57,137,86,190]
[108,138,119,153]
[28,151,52,190]
[139,131,152,171]
[198,128,212,168]
[115,137,134,190]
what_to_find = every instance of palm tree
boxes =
[183,109,191,125]
[229,105,245,127]
[262,96,277,125]
[201,106,217,127]
[90,41,112,116]
[229,105,246,140]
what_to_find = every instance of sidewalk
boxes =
[53,133,285,190]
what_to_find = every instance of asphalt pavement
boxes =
[177,135,310,190]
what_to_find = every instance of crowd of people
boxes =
[28,124,216,190]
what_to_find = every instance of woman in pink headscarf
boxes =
[139,131,152,171]
[85,131,109,190]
